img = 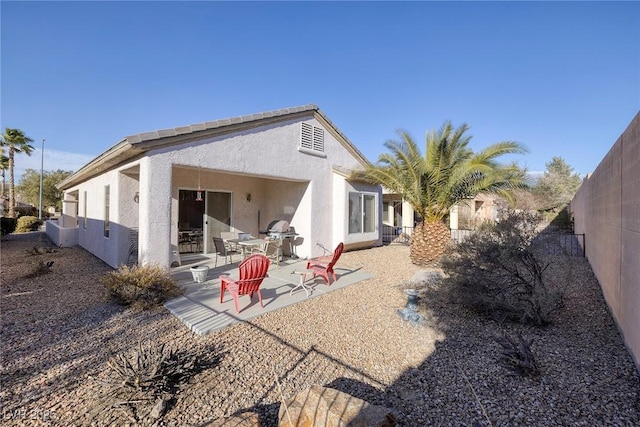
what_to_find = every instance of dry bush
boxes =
[101,264,182,311]
[92,341,202,424]
[25,245,58,256]
[25,260,54,278]
[494,332,539,377]
[441,210,564,326]
[105,341,196,394]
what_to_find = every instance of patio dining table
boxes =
[228,238,268,258]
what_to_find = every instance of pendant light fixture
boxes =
[195,165,204,202]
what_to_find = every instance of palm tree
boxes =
[0,128,34,217]
[357,121,528,265]
[0,151,9,215]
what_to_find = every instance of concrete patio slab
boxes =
[165,257,372,335]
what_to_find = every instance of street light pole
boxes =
[39,138,45,220]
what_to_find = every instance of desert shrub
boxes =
[494,332,539,377]
[441,209,564,326]
[105,341,196,393]
[25,245,58,256]
[1,217,17,236]
[101,264,182,310]
[96,341,200,423]
[15,206,38,217]
[25,260,54,278]
[15,216,41,233]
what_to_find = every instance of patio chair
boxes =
[220,231,239,250]
[219,254,271,313]
[306,242,344,285]
[212,237,240,267]
[251,239,281,266]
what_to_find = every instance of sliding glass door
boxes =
[205,191,231,254]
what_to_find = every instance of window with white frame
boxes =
[104,185,110,238]
[300,122,324,153]
[348,192,376,234]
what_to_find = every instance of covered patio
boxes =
[165,255,373,335]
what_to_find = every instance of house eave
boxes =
[57,139,138,190]
[57,104,372,190]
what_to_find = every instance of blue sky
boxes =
[2,1,639,180]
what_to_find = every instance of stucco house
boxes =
[47,105,382,268]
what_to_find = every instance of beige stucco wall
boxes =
[569,111,640,369]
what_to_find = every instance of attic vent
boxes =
[313,126,324,151]
[301,122,313,150]
[299,122,325,154]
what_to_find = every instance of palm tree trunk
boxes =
[8,148,15,217]
[410,220,451,265]
[1,169,5,202]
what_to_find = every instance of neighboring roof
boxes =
[58,104,371,190]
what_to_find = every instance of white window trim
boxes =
[348,191,377,235]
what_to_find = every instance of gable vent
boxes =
[300,122,325,154]
[313,126,324,151]
[301,122,313,150]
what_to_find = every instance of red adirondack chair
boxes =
[306,242,344,285]
[219,254,271,313]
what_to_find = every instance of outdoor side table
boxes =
[290,269,314,297]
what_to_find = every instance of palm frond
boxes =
[355,121,528,223]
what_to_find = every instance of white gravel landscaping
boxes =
[1,231,639,426]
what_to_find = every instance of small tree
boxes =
[16,169,72,212]
[533,157,582,214]
[441,210,564,326]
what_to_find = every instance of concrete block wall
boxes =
[570,111,640,370]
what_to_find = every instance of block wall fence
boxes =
[569,111,640,370]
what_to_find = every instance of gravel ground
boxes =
[1,231,639,426]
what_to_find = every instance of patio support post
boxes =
[138,157,172,267]
[401,199,414,235]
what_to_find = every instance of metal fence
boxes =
[535,232,585,257]
[382,226,473,245]
[382,225,585,257]
[382,225,412,245]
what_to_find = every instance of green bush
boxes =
[101,264,182,310]
[1,217,17,236]
[15,206,38,217]
[15,216,41,233]
[441,209,564,326]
